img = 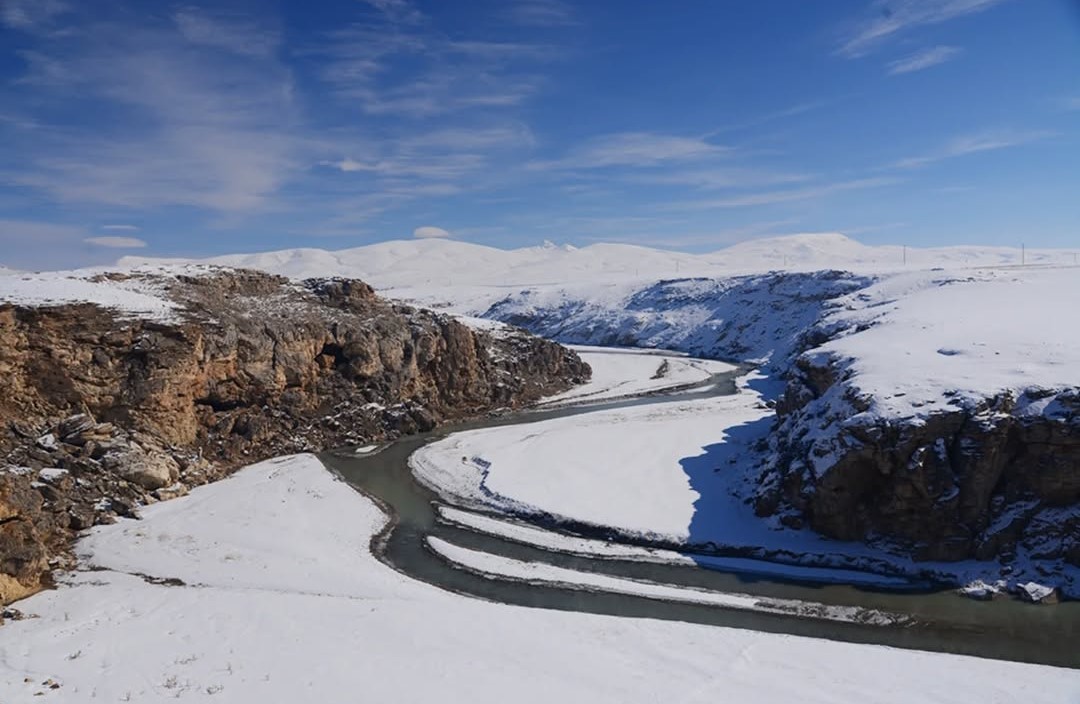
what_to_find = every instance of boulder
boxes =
[102,445,180,491]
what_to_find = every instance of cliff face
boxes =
[755,352,1080,575]
[0,269,589,603]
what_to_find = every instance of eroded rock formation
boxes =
[0,269,589,603]
[756,352,1080,574]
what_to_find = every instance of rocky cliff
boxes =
[480,267,1080,592]
[755,352,1080,574]
[0,268,589,603]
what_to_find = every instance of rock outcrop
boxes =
[756,351,1080,577]
[0,268,589,602]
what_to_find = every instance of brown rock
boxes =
[0,269,590,603]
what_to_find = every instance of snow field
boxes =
[1,454,1076,703]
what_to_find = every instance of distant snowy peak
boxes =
[713,233,874,266]
[115,233,1077,302]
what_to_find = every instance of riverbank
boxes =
[1,453,1075,702]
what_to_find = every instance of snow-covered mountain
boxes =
[116,233,1077,307]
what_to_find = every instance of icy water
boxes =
[323,373,1080,669]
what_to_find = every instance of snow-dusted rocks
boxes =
[484,271,871,366]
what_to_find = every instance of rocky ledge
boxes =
[755,351,1080,593]
[0,268,589,603]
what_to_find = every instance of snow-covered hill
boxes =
[115,233,1079,314]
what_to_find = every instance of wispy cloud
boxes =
[532,132,728,170]
[839,0,1007,57]
[623,167,812,190]
[0,0,68,30]
[172,7,280,58]
[1,8,303,212]
[887,45,961,74]
[360,0,427,25]
[101,224,140,231]
[707,101,826,135]
[318,3,560,117]
[504,0,578,27]
[669,177,899,210]
[321,153,487,179]
[84,236,147,248]
[892,129,1050,168]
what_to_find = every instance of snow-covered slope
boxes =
[808,267,1080,419]
[485,270,871,368]
[0,267,195,321]
[2,454,1073,702]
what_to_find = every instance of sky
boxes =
[1,0,1078,269]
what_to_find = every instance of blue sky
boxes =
[1,0,1078,268]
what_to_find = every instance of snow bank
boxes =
[412,376,772,541]
[540,345,734,405]
[0,270,180,321]
[436,504,694,564]
[2,453,1074,703]
[427,537,911,627]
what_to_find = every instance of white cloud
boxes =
[839,0,1007,57]
[534,132,727,170]
[84,236,148,248]
[892,129,1050,169]
[413,225,451,239]
[887,45,962,74]
[101,224,139,231]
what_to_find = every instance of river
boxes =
[322,367,1080,669]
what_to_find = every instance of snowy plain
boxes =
[1,454,1076,703]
